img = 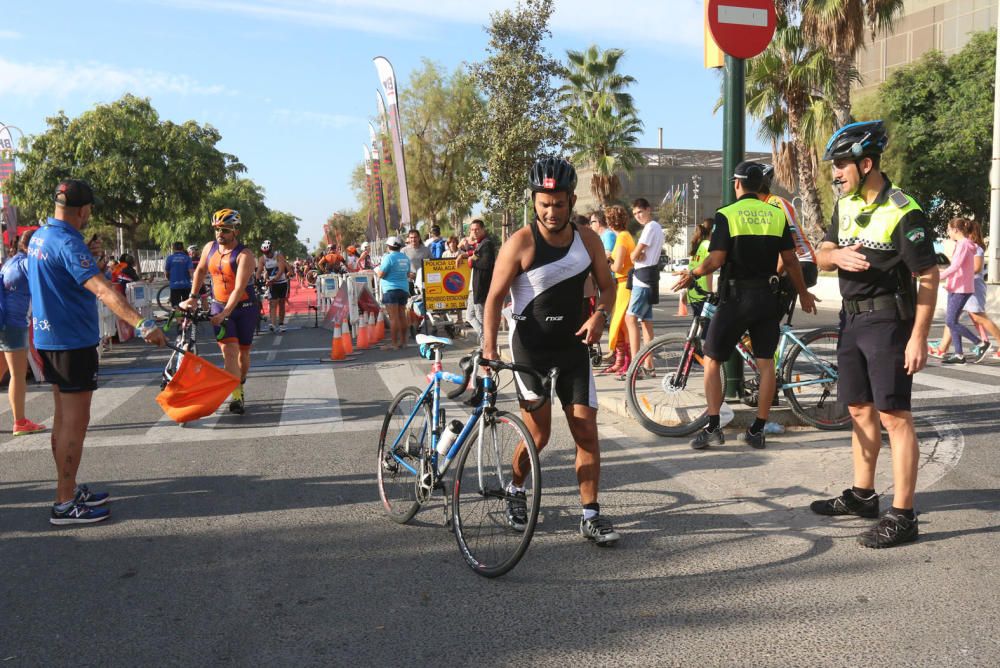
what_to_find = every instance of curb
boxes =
[593,374,809,432]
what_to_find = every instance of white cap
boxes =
[360,241,369,249]
[385,236,402,248]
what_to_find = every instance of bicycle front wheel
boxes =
[782,327,850,430]
[156,284,172,312]
[624,333,728,437]
[453,410,540,578]
[377,386,432,524]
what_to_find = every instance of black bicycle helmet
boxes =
[529,156,577,194]
[822,120,888,162]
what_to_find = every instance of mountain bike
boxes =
[377,334,554,578]
[161,308,221,390]
[624,288,849,436]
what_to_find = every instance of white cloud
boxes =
[153,0,703,47]
[0,30,22,40]
[270,108,364,129]
[0,57,235,100]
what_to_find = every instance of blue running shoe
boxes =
[74,484,110,507]
[50,502,110,526]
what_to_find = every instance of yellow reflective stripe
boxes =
[836,194,919,246]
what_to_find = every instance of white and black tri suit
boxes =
[263,252,289,299]
[509,221,597,409]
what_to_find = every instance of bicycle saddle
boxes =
[415,334,452,347]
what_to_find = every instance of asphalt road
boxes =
[1,300,998,667]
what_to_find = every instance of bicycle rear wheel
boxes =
[782,327,850,430]
[377,386,432,524]
[624,333,728,437]
[452,410,540,578]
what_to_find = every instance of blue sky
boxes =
[1,0,768,246]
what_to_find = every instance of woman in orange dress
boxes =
[603,205,634,376]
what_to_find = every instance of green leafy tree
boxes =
[467,0,566,237]
[560,45,645,206]
[856,29,996,229]
[402,60,486,228]
[6,94,238,248]
[149,176,304,258]
[325,211,369,249]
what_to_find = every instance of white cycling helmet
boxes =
[385,236,402,249]
[261,240,272,252]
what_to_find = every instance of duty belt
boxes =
[843,295,897,314]
[726,276,779,290]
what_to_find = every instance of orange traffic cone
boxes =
[676,294,688,317]
[330,322,345,361]
[375,311,386,341]
[341,319,353,355]
[357,314,370,349]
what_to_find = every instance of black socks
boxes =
[750,417,766,435]
[852,486,876,499]
[707,415,720,431]
[891,506,915,520]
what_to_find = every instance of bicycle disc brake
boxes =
[662,372,685,394]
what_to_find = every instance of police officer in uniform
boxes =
[673,161,816,450]
[810,121,939,549]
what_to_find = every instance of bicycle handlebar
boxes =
[446,351,556,412]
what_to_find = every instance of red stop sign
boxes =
[707,0,776,60]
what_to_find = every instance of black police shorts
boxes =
[837,309,914,412]
[703,288,781,361]
[40,347,100,393]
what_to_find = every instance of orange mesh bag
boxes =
[156,352,240,423]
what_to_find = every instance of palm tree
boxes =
[565,105,645,205]
[560,44,645,206]
[802,0,905,128]
[745,16,838,239]
[559,45,637,117]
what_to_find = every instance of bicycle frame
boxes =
[387,352,492,480]
[774,325,839,391]
[671,306,837,393]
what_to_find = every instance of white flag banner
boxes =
[366,132,388,237]
[373,56,412,228]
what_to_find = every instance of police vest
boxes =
[718,197,787,239]
[835,189,922,252]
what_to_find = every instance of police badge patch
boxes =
[905,228,925,243]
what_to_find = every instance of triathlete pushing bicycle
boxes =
[180,209,257,414]
[482,156,620,546]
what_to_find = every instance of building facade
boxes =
[576,148,776,261]
[855,0,998,97]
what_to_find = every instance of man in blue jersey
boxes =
[164,241,193,308]
[28,179,166,526]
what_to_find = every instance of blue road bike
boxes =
[377,334,553,577]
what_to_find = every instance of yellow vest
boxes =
[718,197,787,239]
[835,189,922,251]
